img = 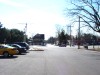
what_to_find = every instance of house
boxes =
[32,34,45,45]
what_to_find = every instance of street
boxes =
[0,44,100,75]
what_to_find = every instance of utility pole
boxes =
[78,16,81,49]
[92,30,95,49]
[67,25,73,47]
[19,23,27,42]
[73,16,92,49]
[69,25,72,47]
[24,23,27,42]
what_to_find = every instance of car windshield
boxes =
[3,45,14,48]
[13,44,22,48]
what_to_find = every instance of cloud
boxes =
[0,0,27,8]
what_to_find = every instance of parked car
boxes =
[59,43,66,47]
[0,44,19,57]
[13,42,30,50]
[8,44,27,54]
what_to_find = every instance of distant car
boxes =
[59,43,66,47]
[9,44,27,54]
[0,44,19,57]
[14,42,30,50]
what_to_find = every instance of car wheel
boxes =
[3,52,9,57]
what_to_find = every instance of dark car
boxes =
[9,44,27,54]
[59,43,66,47]
[14,42,30,50]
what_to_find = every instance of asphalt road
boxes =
[0,44,100,75]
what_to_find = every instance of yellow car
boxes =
[0,44,19,57]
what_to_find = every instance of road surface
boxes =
[0,44,100,75]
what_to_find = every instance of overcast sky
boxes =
[0,0,73,40]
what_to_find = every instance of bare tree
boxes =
[55,24,62,37]
[66,0,100,32]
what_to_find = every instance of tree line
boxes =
[0,23,25,44]
[47,29,100,45]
